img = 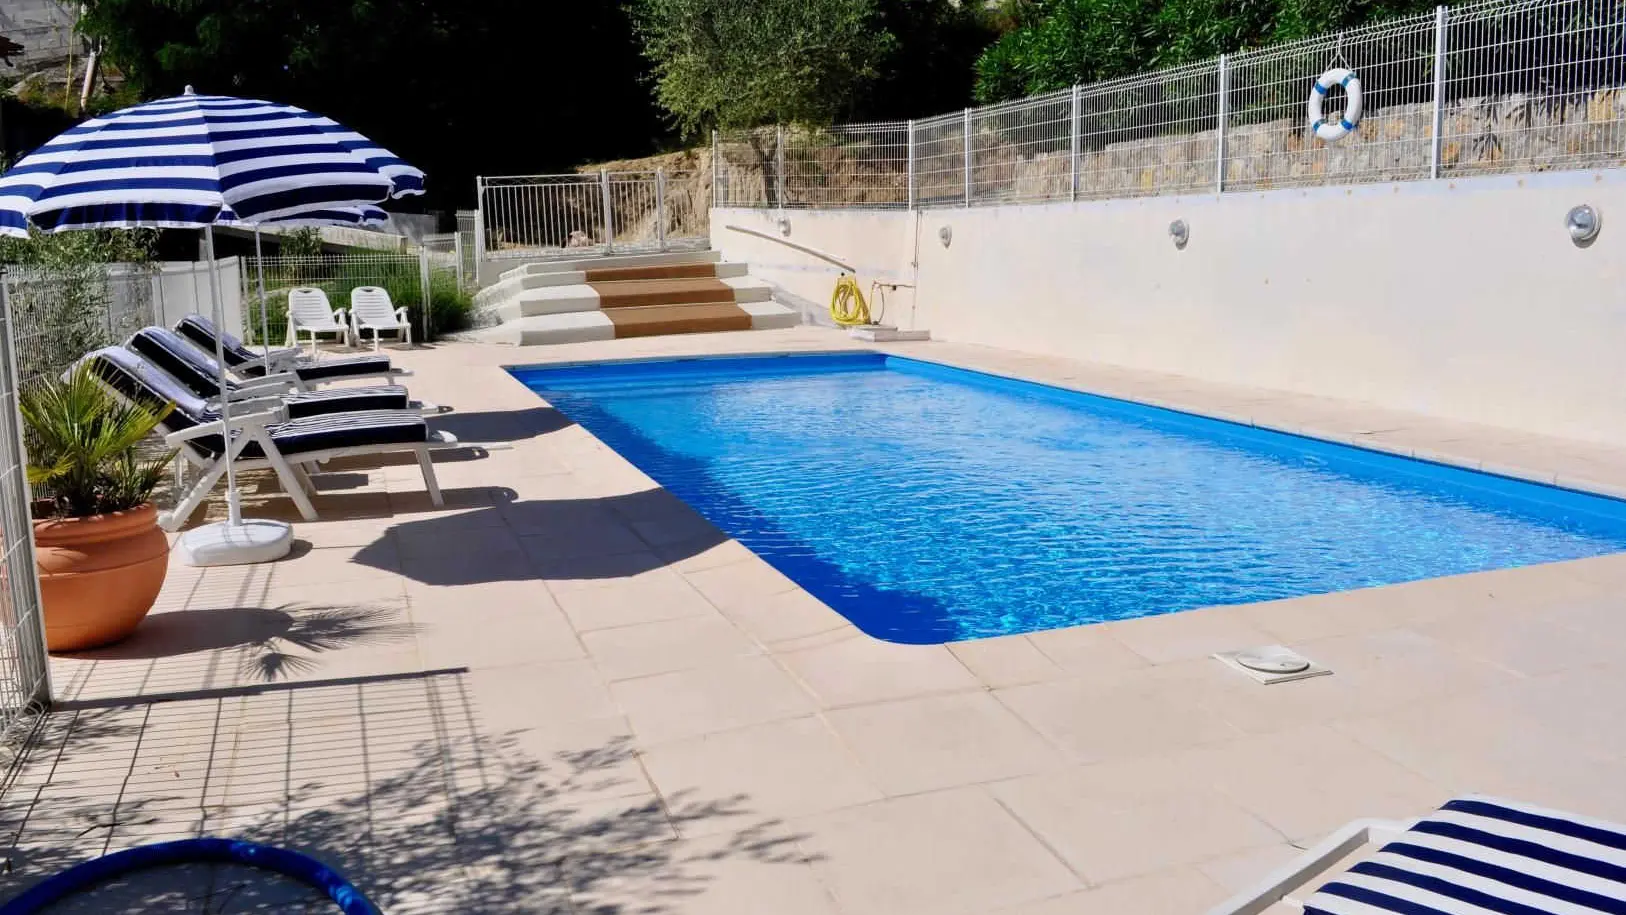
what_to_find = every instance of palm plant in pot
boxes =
[22,363,175,651]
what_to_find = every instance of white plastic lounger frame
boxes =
[161,410,458,530]
[285,287,351,354]
[349,286,412,350]
[1204,818,1415,915]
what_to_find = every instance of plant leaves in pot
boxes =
[22,362,176,651]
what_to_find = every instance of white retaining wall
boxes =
[712,168,1626,447]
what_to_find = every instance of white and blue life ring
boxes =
[1307,67,1362,142]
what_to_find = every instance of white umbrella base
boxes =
[180,519,294,567]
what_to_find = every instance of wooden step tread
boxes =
[588,276,736,308]
[604,302,753,338]
[583,263,719,283]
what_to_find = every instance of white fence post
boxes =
[418,247,432,341]
[711,129,721,208]
[963,108,972,207]
[656,168,668,251]
[906,120,916,210]
[1070,85,1082,202]
[452,232,464,290]
[599,169,614,254]
[1430,5,1448,179]
[775,125,787,208]
[473,176,486,265]
[1216,54,1230,193]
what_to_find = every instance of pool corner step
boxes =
[476,300,798,345]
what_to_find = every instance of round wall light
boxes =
[939,225,953,248]
[1169,219,1190,249]
[1566,204,1601,247]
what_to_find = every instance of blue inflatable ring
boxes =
[0,838,381,914]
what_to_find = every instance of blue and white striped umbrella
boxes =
[0,88,416,237]
[222,204,391,228]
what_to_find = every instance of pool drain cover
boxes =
[1213,646,1330,684]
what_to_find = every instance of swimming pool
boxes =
[512,352,1626,644]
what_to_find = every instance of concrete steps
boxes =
[469,250,798,346]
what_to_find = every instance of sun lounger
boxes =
[349,286,413,350]
[1205,795,1626,915]
[127,327,437,418]
[82,346,464,530]
[173,313,409,390]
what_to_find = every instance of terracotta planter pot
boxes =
[33,504,170,652]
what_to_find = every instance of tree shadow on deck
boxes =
[1,670,813,913]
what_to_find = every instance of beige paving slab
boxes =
[723,587,852,645]
[568,832,842,915]
[825,690,1067,796]
[794,787,1083,915]
[582,615,761,682]
[1187,725,1452,843]
[1023,625,1151,680]
[547,565,721,632]
[990,755,1285,885]
[996,672,1242,764]
[991,867,1232,915]
[779,631,980,708]
[465,659,619,729]
[640,716,885,836]
[609,656,819,746]
[947,635,1067,688]
[1102,606,1279,665]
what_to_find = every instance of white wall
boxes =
[150,257,246,338]
[713,168,1626,447]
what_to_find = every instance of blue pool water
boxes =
[512,352,1626,644]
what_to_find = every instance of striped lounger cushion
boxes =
[174,314,302,372]
[1305,796,1626,914]
[292,354,395,383]
[128,328,409,417]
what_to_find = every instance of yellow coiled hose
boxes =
[829,273,872,327]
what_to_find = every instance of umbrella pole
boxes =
[254,226,271,374]
[201,225,243,527]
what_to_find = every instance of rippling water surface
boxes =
[516,353,1626,643]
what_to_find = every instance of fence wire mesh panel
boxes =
[241,253,436,345]
[455,210,479,286]
[781,122,910,208]
[692,0,1626,214]
[715,130,778,208]
[914,113,970,207]
[1075,63,1222,199]
[971,90,1076,204]
[1443,0,1626,175]
[0,272,52,767]
[1225,12,1439,191]
[3,265,156,386]
[479,172,709,260]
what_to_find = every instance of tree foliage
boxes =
[78,0,671,207]
[629,0,898,136]
[973,0,1434,102]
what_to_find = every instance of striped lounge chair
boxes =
[126,326,437,419]
[1207,795,1626,914]
[82,346,465,530]
[172,313,408,388]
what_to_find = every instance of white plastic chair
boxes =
[284,288,351,355]
[349,286,413,350]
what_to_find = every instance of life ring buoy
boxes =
[1308,67,1362,142]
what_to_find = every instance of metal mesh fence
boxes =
[0,272,54,768]
[680,0,1626,211]
[478,171,711,260]
[240,253,451,345]
[3,265,157,387]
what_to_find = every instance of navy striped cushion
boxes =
[128,326,230,398]
[283,385,410,419]
[174,314,301,373]
[292,354,394,382]
[247,410,428,459]
[1305,797,1626,914]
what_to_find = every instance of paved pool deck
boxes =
[6,326,1626,913]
